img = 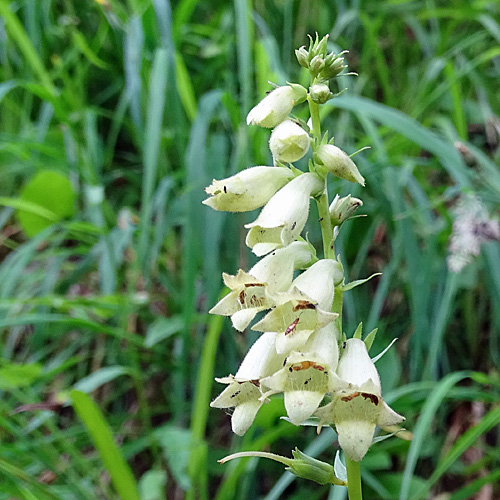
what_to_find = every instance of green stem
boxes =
[346,457,363,500]
[219,451,293,467]
[308,96,322,141]
[316,186,335,260]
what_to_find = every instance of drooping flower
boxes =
[203,166,294,212]
[252,289,338,355]
[245,173,323,256]
[252,260,341,355]
[269,120,310,163]
[211,332,284,435]
[209,270,274,331]
[209,242,316,331]
[261,345,334,425]
[249,240,316,294]
[315,338,404,462]
[315,144,365,186]
[247,84,307,128]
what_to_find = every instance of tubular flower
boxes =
[315,338,405,462]
[252,260,340,355]
[211,332,284,435]
[249,241,316,294]
[252,290,338,355]
[315,144,365,186]
[246,84,307,128]
[203,166,294,212]
[261,350,333,425]
[245,173,323,256]
[269,120,310,163]
[209,270,274,331]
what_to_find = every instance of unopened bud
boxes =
[321,56,347,79]
[329,194,363,226]
[247,84,308,128]
[287,448,345,485]
[309,83,331,104]
[315,144,365,185]
[309,54,325,75]
[295,47,309,68]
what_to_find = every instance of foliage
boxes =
[0,0,499,498]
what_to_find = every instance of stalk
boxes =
[346,457,363,500]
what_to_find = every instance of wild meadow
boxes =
[0,0,499,499]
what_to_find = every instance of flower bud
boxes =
[287,448,343,485]
[245,173,323,256]
[309,83,331,104]
[321,55,347,79]
[295,47,309,68]
[316,35,329,58]
[247,84,307,128]
[203,166,294,212]
[315,144,365,185]
[309,54,325,75]
[269,120,310,163]
[329,194,363,226]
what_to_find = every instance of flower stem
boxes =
[346,457,363,500]
[308,96,322,141]
[316,186,335,260]
[219,451,293,467]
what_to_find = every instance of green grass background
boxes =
[0,0,499,498]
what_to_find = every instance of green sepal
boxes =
[353,322,363,340]
[287,448,346,486]
[338,273,382,292]
[363,328,378,351]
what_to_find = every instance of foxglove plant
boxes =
[204,34,406,499]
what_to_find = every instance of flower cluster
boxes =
[203,34,405,479]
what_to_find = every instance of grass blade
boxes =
[70,390,141,500]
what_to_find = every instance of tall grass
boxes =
[0,0,499,498]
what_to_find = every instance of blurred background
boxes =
[0,0,499,499]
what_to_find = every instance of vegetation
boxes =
[0,0,499,499]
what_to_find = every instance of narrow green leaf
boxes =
[138,47,168,274]
[145,316,184,347]
[332,95,470,186]
[400,371,471,500]
[70,390,140,500]
[73,366,130,394]
[0,362,43,389]
[414,405,500,500]
[175,51,197,121]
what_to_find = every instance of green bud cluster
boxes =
[295,33,348,83]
